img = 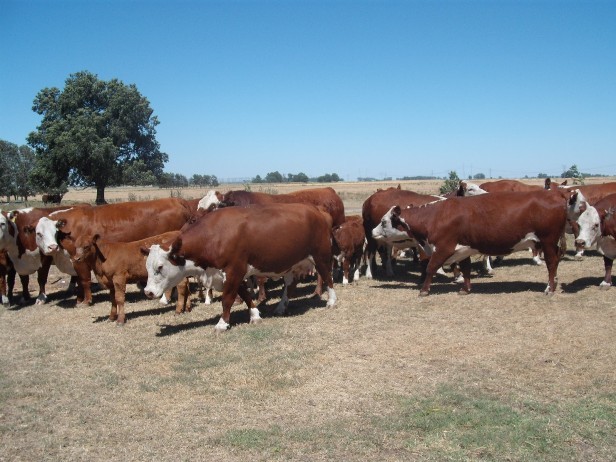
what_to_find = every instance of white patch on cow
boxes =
[511,233,540,253]
[144,244,205,299]
[197,190,221,211]
[372,207,412,245]
[245,257,316,280]
[326,287,337,307]
[214,317,230,333]
[159,293,170,305]
[249,307,262,324]
[36,217,61,255]
[568,190,588,221]
[52,250,77,276]
[443,244,480,266]
[353,268,360,282]
[342,275,349,285]
[464,183,488,196]
[575,205,601,250]
[532,254,544,265]
[0,215,43,276]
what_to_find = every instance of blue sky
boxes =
[1,0,615,182]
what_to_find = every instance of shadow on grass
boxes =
[561,276,607,293]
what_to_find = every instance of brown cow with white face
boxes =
[574,193,616,288]
[372,190,568,296]
[362,186,444,278]
[35,198,196,305]
[142,203,337,333]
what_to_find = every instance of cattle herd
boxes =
[1,179,615,332]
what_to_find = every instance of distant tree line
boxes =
[252,171,342,183]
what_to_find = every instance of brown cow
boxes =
[35,198,196,305]
[71,231,194,323]
[199,187,344,300]
[362,186,443,278]
[331,215,366,285]
[372,190,568,296]
[142,203,337,332]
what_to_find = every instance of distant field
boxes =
[1,178,615,461]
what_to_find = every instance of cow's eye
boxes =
[155,265,163,275]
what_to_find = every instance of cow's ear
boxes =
[569,191,578,206]
[56,219,67,230]
[92,234,101,244]
[8,210,20,220]
[140,246,150,257]
[392,205,402,216]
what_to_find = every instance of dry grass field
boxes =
[1,179,615,461]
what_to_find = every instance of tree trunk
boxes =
[95,185,107,205]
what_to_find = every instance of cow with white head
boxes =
[574,193,616,289]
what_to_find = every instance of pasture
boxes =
[1,180,615,461]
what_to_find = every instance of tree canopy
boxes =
[0,140,37,202]
[27,71,168,204]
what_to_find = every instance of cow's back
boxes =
[480,179,543,193]
[571,182,616,205]
[53,198,193,242]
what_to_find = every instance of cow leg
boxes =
[216,273,243,333]
[383,243,394,277]
[35,258,53,305]
[113,279,128,324]
[175,278,192,314]
[531,248,543,265]
[314,255,337,308]
[65,275,79,297]
[542,242,560,295]
[236,282,261,324]
[17,274,31,305]
[341,257,351,285]
[7,268,16,305]
[600,256,613,289]
[256,276,267,303]
[108,286,118,322]
[364,238,377,279]
[483,255,495,275]
[419,250,454,296]
[74,261,93,305]
[458,257,472,295]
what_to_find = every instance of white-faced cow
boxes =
[35,198,196,305]
[0,206,88,305]
[574,193,616,288]
[362,186,444,278]
[142,203,337,333]
[372,190,568,296]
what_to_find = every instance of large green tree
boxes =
[0,140,37,202]
[27,71,168,204]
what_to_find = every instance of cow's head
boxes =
[72,234,102,264]
[372,205,412,243]
[574,202,602,250]
[567,189,588,221]
[0,212,17,247]
[142,240,188,299]
[35,217,63,255]
[197,190,223,212]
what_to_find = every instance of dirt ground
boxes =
[1,179,615,461]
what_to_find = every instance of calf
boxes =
[142,203,337,332]
[331,216,366,284]
[71,231,211,323]
[574,193,616,288]
[372,190,568,296]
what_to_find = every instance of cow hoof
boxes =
[418,291,430,297]
[574,254,584,261]
[214,318,230,333]
[458,289,470,296]
[1,296,8,306]
[599,282,611,290]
